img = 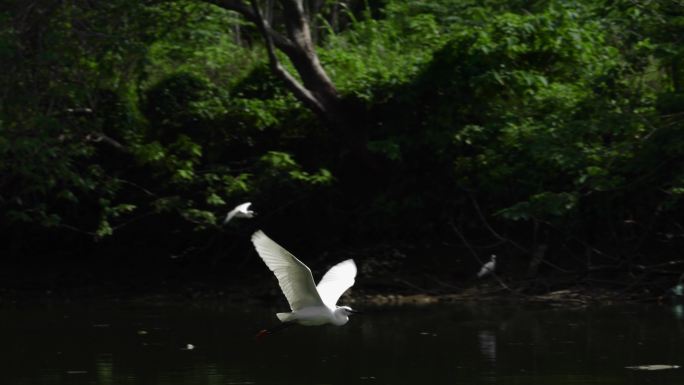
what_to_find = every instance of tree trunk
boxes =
[201,0,369,159]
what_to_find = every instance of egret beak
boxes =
[349,309,363,315]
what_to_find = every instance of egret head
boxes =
[333,306,359,325]
[339,305,353,315]
[491,254,497,261]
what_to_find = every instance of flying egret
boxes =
[250,230,358,339]
[477,254,497,278]
[223,202,255,224]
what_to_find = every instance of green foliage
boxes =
[498,192,578,221]
[320,4,446,100]
[403,3,656,227]
[1,0,683,270]
[0,0,175,237]
[259,151,333,186]
[143,1,259,88]
[218,64,320,163]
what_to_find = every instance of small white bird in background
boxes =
[223,202,255,224]
[250,230,359,339]
[477,254,497,278]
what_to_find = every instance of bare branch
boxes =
[202,0,296,53]
[249,0,326,115]
[469,194,530,254]
[202,0,349,134]
[278,0,312,48]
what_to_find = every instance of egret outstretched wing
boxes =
[224,202,253,224]
[251,230,324,310]
[224,209,238,224]
[316,259,357,307]
[235,202,252,212]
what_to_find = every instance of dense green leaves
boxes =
[1,0,682,272]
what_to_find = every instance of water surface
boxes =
[1,300,682,384]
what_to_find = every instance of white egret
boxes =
[223,202,255,224]
[477,254,496,278]
[250,230,358,339]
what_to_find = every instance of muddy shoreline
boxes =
[0,252,679,306]
[0,279,670,307]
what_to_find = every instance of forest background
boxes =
[1,0,683,299]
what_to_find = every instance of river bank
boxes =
[1,241,681,306]
[0,272,675,307]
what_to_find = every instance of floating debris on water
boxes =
[92,323,110,328]
[419,331,438,337]
[625,364,680,371]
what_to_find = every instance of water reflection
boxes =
[673,304,684,320]
[478,330,497,364]
[96,355,113,384]
[0,301,683,384]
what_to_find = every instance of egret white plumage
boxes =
[477,254,496,278]
[223,202,255,224]
[250,230,358,339]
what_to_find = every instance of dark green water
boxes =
[1,300,683,384]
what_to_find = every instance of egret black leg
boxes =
[255,322,295,340]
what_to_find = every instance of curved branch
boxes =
[249,0,326,116]
[469,194,529,254]
[202,0,349,133]
[202,0,296,53]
